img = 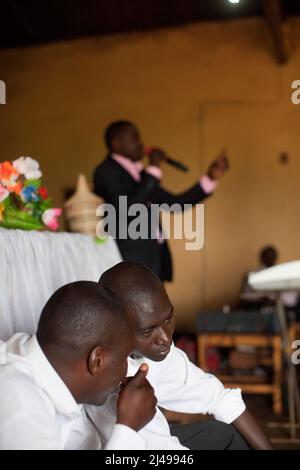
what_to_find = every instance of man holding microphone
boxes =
[93,120,229,282]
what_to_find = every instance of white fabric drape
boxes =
[0,228,122,340]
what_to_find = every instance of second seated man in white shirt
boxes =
[98,261,274,450]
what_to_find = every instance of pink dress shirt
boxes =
[111,154,217,243]
[111,154,217,193]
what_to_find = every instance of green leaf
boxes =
[94,236,108,244]
[40,198,52,211]
[24,179,42,189]
[2,196,12,209]
[1,211,44,230]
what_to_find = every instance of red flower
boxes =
[0,161,19,187]
[38,186,48,199]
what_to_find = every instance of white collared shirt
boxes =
[88,343,246,451]
[127,343,246,424]
[0,333,147,450]
[0,334,245,450]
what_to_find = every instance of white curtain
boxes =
[0,228,122,340]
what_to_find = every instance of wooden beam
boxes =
[262,0,288,64]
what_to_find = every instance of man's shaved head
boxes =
[99,262,175,362]
[37,281,128,360]
[37,281,134,405]
[99,261,163,312]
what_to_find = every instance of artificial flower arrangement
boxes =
[0,157,62,231]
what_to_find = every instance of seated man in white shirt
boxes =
[0,281,157,450]
[99,261,274,450]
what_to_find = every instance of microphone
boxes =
[144,146,189,172]
[165,156,189,172]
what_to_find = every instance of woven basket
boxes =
[64,174,103,236]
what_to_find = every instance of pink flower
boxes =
[0,184,9,203]
[42,208,62,231]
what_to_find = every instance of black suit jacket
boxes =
[93,157,210,281]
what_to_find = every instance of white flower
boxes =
[13,156,42,180]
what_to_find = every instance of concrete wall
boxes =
[1,18,300,329]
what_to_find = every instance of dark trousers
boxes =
[170,420,251,450]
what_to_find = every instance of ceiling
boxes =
[1,0,299,50]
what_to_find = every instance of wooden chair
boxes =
[197,331,283,415]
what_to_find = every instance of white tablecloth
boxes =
[0,228,122,340]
